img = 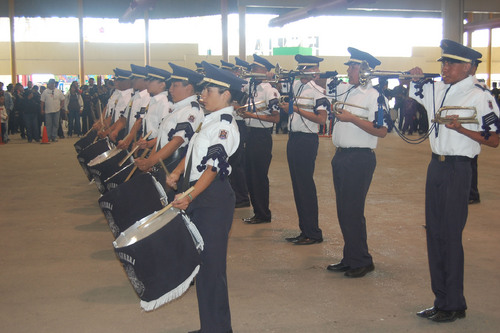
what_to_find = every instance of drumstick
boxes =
[123,148,150,182]
[118,131,153,167]
[82,127,95,138]
[158,158,178,190]
[138,186,195,230]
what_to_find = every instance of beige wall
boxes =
[0,41,498,76]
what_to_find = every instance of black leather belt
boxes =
[336,147,373,153]
[432,153,472,162]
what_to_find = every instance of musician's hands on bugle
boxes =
[334,108,357,123]
[409,67,424,82]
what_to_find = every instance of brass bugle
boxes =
[275,63,337,80]
[359,61,440,86]
[432,106,479,124]
[332,101,368,120]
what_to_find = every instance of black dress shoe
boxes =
[327,262,350,272]
[430,310,465,322]
[344,263,374,278]
[285,234,304,243]
[242,216,271,224]
[416,306,439,318]
[294,237,323,245]
[469,198,480,205]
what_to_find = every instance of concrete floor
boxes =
[1,131,499,333]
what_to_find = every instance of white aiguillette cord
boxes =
[138,186,195,230]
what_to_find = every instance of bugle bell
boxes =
[432,106,479,124]
[359,61,440,87]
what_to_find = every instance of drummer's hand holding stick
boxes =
[119,131,153,167]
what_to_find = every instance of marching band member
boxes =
[327,48,388,278]
[135,63,204,193]
[112,64,151,145]
[133,66,172,153]
[240,54,280,224]
[221,58,251,208]
[409,40,499,322]
[282,54,328,245]
[167,61,246,333]
[98,68,133,141]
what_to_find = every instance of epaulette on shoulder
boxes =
[191,101,200,110]
[221,114,233,123]
[475,84,488,92]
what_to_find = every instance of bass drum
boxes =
[74,130,98,154]
[88,148,133,194]
[104,163,138,192]
[76,138,114,182]
[98,172,167,238]
[113,207,204,311]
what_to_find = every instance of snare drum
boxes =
[88,148,133,194]
[76,138,114,181]
[98,172,167,238]
[113,207,204,311]
[74,130,98,153]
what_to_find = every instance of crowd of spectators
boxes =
[0,78,115,143]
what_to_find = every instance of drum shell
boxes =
[88,149,133,194]
[76,138,113,181]
[98,173,166,238]
[104,163,138,192]
[113,209,201,306]
[74,130,98,153]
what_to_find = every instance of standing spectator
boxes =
[12,83,25,138]
[41,79,65,142]
[31,86,42,140]
[391,80,408,131]
[491,82,500,107]
[23,87,41,142]
[4,84,14,142]
[0,94,8,143]
[80,85,93,134]
[64,81,83,137]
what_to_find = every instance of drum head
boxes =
[88,147,124,167]
[114,207,179,248]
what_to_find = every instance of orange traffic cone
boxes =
[41,122,50,144]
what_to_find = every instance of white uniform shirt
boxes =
[244,82,280,129]
[104,90,120,118]
[125,89,151,135]
[410,75,500,158]
[41,88,65,114]
[185,106,240,182]
[332,82,387,149]
[142,91,171,140]
[155,95,204,151]
[113,88,133,123]
[288,80,327,133]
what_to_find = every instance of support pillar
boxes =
[144,10,150,66]
[221,0,228,61]
[9,0,16,84]
[238,3,246,61]
[441,0,464,43]
[78,0,85,82]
